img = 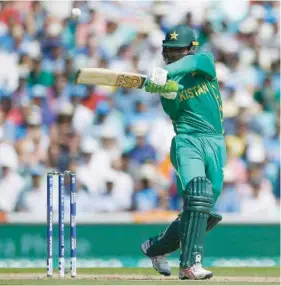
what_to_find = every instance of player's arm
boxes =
[164,53,216,81]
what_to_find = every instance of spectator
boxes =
[17,165,45,213]
[241,164,278,216]
[72,87,94,135]
[126,99,154,127]
[90,101,112,138]
[129,121,157,166]
[91,171,121,212]
[42,39,65,73]
[110,158,134,211]
[14,96,33,141]
[224,135,248,184]
[0,102,16,143]
[149,116,174,161]
[76,136,105,193]
[27,57,54,87]
[98,126,121,161]
[16,110,48,170]
[30,84,54,126]
[0,143,24,212]
[12,69,29,107]
[64,161,91,214]
[214,170,241,213]
[50,72,71,104]
[133,164,159,211]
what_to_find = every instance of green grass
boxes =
[0,267,279,285]
[0,267,279,276]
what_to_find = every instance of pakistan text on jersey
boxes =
[178,82,210,102]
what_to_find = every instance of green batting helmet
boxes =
[162,24,199,47]
[162,25,199,64]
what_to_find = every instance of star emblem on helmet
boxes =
[170,31,179,40]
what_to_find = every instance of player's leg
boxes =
[204,136,227,204]
[177,136,226,280]
[141,211,221,261]
[141,174,182,255]
[141,214,180,276]
[140,175,183,276]
[141,214,180,257]
[172,135,214,280]
[178,177,213,280]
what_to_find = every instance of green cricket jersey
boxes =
[161,52,224,135]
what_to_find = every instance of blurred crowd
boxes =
[0,1,279,216]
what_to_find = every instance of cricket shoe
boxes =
[179,264,213,280]
[141,239,171,276]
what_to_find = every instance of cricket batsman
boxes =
[140,24,227,280]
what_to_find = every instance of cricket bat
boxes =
[75,68,147,89]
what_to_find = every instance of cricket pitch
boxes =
[0,267,279,285]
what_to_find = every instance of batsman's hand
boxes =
[145,80,183,94]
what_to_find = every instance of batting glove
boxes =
[145,80,182,94]
[150,67,168,86]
